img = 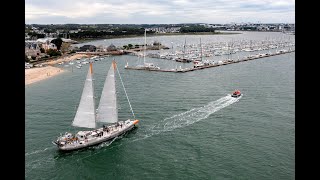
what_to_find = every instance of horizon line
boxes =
[26,22,295,25]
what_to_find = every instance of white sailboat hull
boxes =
[54,119,139,151]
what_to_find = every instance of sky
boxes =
[25,0,295,24]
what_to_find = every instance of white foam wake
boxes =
[25,147,54,156]
[133,95,242,141]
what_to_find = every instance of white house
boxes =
[25,42,41,57]
[41,40,57,50]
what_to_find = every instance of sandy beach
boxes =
[25,53,90,85]
[43,53,89,65]
[25,66,65,85]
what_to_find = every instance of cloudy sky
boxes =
[25,0,295,24]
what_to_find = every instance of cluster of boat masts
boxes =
[145,39,295,63]
[57,55,111,69]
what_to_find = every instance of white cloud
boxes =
[25,0,295,24]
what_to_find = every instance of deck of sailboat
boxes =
[57,120,138,151]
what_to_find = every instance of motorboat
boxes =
[231,90,241,98]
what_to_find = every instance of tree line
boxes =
[27,32,45,39]
[69,28,155,39]
[179,25,216,33]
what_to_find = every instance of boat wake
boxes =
[25,147,54,156]
[134,94,242,141]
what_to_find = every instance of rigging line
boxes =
[115,63,136,119]
[69,105,78,132]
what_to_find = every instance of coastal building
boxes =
[70,46,80,52]
[147,27,181,33]
[69,30,79,33]
[36,38,55,44]
[25,41,41,57]
[42,40,57,51]
[36,37,76,44]
[25,33,31,40]
[61,38,78,44]
[107,44,117,51]
[80,45,96,52]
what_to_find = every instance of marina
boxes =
[123,30,294,73]
[125,49,295,73]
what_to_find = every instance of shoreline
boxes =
[75,32,241,43]
[25,66,65,85]
[42,53,89,66]
[26,53,90,85]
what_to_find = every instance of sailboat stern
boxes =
[52,141,58,146]
[133,119,139,125]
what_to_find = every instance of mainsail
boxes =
[72,63,96,128]
[96,61,118,123]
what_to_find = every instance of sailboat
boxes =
[125,29,160,70]
[53,61,139,151]
[176,38,191,63]
[193,38,204,68]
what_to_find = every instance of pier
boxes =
[125,50,295,73]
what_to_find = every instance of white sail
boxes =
[72,63,96,128]
[96,61,118,123]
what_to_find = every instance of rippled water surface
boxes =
[26,32,294,179]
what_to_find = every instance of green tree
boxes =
[40,48,45,53]
[43,29,55,33]
[128,44,133,49]
[61,42,71,54]
[123,45,128,50]
[27,32,45,38]
[51,38,63,50]
[25,54,30,62]
[69,50,76,54]
[180,25,216,33]
[46,49,61,57]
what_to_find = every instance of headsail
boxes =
[72,63,96,128]
[96,61,118,123]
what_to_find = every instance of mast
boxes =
[144,29,146,65]
[92,63,96,123]
[183,37,186,59]
[227,42,229,60]
[200,38,202,61]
